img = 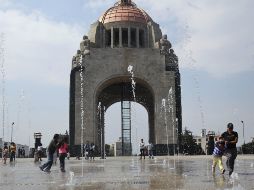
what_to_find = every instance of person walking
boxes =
[37,145,43,161]
[39,134,60,173]
[58,136,69,172]
[9,142,16,162]
[139,139,145,160]
[21,147,25,158]
[89,143,95,161]
[18,147,21,158]
[212,136,226,174]
[3,143,8,164]
[221,123,238,176]
[84,141,90,160]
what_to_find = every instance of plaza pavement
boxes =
[0,155,254,190]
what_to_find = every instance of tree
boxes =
[181,128,205,155]
[242,141,254,154]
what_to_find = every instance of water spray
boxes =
[0,33,6,159]
[128,65,136,102]
[78,54,85,177]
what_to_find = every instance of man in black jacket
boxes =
[221,123,238,176]
[39,134,59,173]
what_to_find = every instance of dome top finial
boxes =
[120,0,132,5]
[114,0,136,7]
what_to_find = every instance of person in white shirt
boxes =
[139,139,145,159]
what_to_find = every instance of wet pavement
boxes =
[1,155,254,190]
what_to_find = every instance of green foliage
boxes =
[242,141,254,154]
[181,128,205,155]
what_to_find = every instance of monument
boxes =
[69,0,182,156]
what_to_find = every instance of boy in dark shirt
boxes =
[221,123,238,176]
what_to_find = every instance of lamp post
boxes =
[241,120,245,154]
[241,121,245,144]
[11,122,14,142]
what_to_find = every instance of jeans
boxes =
[224,148,237,175]
[10,152,16,162]
[41,152,54,171]
[59,153,66,170]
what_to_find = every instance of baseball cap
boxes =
[227,123,234,129]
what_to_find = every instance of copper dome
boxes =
[99,0,152,24]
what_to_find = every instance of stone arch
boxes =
[94,76,155,156]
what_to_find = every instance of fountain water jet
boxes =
[128,65,137,157]
[65,171,75,186]
[128,65,136,102]
[160,87,177,169]
[97,102,106,160]
[0,33,6,158]
[167,87,176,169]
[78,53,85,176]
[161,98,170,167]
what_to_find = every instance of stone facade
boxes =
[70,0,182,156]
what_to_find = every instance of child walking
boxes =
[212,136,226,174]
[58,136,69,172]
[3,143,8,164]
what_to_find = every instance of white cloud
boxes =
[2,0,252,85]
[83,0,113,9]
[136,0,254,77]
[0,9,83,86]
[0,0,12,8]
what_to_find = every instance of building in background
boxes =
[0,138,29,157]
[193,130,221,154]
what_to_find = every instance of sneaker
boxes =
[44,169,51,173]
[221,169,225,174]
[39,166,43,171]
[229,171,233,176]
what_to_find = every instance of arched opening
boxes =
[95,76,154,157]
[105,102,149,156]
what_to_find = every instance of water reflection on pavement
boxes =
[0,155,253,190]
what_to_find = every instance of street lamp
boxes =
[11,122,14,142]
[241,121,245,144]
[241,120,245,155]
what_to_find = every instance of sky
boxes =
[0,0,254,150]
